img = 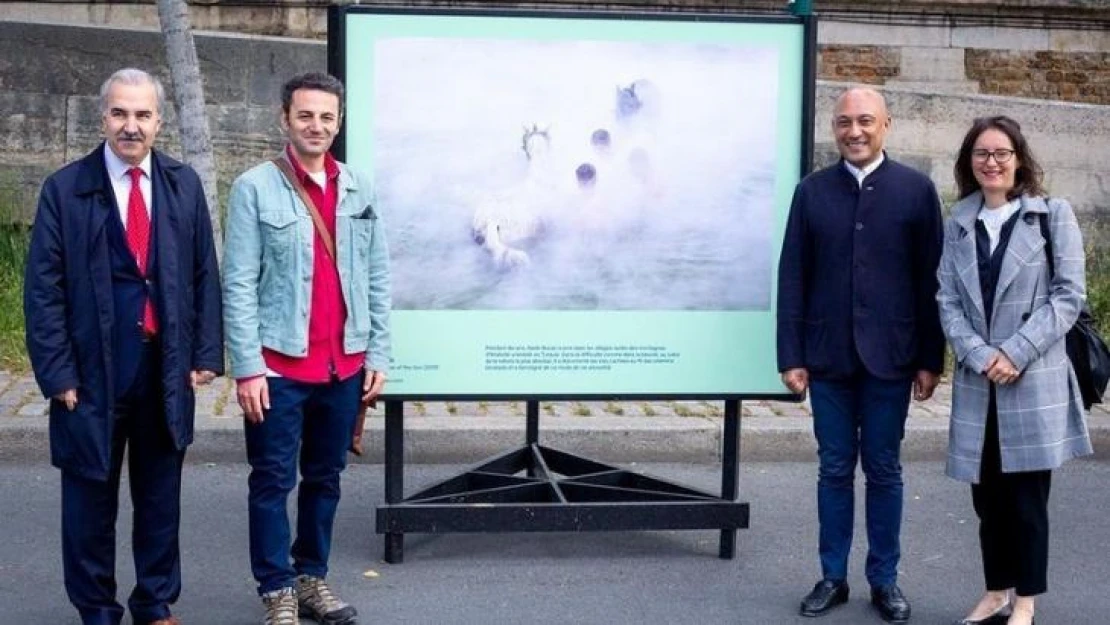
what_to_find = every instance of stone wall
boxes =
[965,50,1110,104]
[4,1,1108,105]
[0,21,323,218]
[812,84,1110,234]
[0,20,1107,239]
[5,0,1108,38]
[821,45,1110,105]
[816,2,1110,103]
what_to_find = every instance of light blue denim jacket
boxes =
[222,157,391,379]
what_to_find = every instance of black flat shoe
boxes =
[952,601,1011,625]
[800,579,849,617]
[871,584,911,623]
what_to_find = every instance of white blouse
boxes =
[977,198,1021,254]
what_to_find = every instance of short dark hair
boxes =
[954,115,1045,200]
[281,72,345,116]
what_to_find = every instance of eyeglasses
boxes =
[971,148,1015,164]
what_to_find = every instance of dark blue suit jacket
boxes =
[776,156,945,381]
[24,145,223,481]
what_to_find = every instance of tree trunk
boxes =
[156,0,221,257]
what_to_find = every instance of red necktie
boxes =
[126,167,157,335]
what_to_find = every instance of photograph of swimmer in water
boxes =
[373,37,781,310]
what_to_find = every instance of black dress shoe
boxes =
[800,580,849,617]
[952,602,1011,625]
[871,584,911,623]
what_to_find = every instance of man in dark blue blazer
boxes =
[23,68,223,625]
[777,87,944,624]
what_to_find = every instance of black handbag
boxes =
[1039,210,1110,409]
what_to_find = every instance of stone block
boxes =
[0,93,68,167]
[245,35,326,108]
[884,79,981,95]
[1054,85,1076,101]
[952,26,1049,51]
[1049,29,1110,53]
[819,45,900,85]
[210,6,283,37]
[899,47,969,83]
[818,21,949,48]
[0,164,57,222]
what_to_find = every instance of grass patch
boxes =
[1085,243,1110,335]
[672,402,697,417]
[700,401,723,417]
[602,401,624,416]
[0,186,31,371]
[213,388,229,416]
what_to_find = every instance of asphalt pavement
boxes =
[1,459,1108,624]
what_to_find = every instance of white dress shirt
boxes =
[103,143,153,226]
[843,152,885,188]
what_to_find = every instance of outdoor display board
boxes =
[329,7,814,399]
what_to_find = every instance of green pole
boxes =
[788,0,814,16]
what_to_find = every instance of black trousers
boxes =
[971,388,1052,597]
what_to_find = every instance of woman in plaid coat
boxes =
[937,116,1093,625]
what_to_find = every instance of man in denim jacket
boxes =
[222,72,391,625]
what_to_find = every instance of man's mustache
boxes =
[116,132,144,141]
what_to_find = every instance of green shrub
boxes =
[1085,244,1110,334]
[0,187,31,371]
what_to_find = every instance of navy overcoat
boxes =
[24,145,223,481]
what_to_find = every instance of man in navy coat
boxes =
[23,68,222,625]
[776,87,944,623]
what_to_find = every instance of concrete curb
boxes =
[3,413,1107,465]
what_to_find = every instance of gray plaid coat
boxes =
[937,193,1093,483]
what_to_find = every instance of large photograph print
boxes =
[377,37,779,311]
[338,10,807,397]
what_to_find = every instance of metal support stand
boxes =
[525,400,539,477]
[377,399,748,563]
[383,400,405,563]
[719,399,741,558]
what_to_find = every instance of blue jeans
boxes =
[245,372,362,594]
[809,370,912,588]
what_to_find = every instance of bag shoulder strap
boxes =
[271,157,336,261]
[1038,199,1056,279]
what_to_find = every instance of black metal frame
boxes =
[378,398,747,563]
[325,3,814,404]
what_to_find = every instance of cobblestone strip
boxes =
[0,372,48,418]
[5,371,1064,421]
[196,391,963,420]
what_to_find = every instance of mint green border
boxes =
[343,11,805,397]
